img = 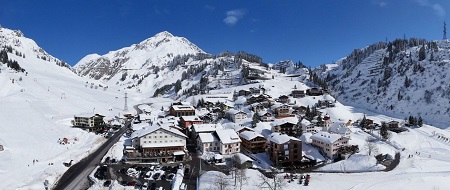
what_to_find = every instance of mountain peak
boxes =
[154,31,174,38]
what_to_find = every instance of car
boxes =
[179,183,187,190]
[149,165,155,171]
[144,171,153,179]
[120,180,128,186]
[104,157,110,163]
[184,167,190,175]
[103,180,111,187]
[142,182,149,189]
[154,165,161,171]
[152,172,161,180]
[166,173,175,181]
[160,174,166,180]
[161,166,167,171]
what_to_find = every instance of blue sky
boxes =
[1,0,450,67]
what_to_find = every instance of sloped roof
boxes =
[181,116,202,121]
[131,123,187,139]
[198,133,219,143]
[192,123,223,133]
[239,131,264,141]
[270,117,298,127]
[310,131,344,144]
[268,132,300,144]
[215,129,242,144]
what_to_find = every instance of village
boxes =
[74,83,412,190]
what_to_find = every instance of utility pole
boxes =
[124,92,128,112]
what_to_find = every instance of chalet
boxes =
[271,118,298,136]
[129,123,187,162]
[386,121,400,128]
[291,90,306,98]
[271,103,292,118]
[247,94,272,105]
[169,105,196,117]
[329,123,351,138]
[301,119,318,134]
[258,110,274,122]
[234,153,254,169]
[310,131,349,158]
[266,133,302,167]
[306,88,324,96]
[249,87,261,95]
[73,114,106,132]
[238,89,252,96]
[215,129,242,155]
[278,95,290,104]
[250,103,265,112]
[179,116,203,128]
[225,109,247,124]
[200,113,217,123]
[239,131,266,153]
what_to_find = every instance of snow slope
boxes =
[0,27,139,189]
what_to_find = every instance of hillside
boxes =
[0,27,129,189]
[317,39,450,128]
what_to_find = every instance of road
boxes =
[53,122,129,190]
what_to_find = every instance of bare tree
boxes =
[257,168,287,190]
[364,137,379,156]
[235,168,248,190]
[216,173,229,190]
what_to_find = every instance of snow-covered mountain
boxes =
[74,31,204,83]
[0,27,72,73]
[0,26,127,189]
[317,39,450,128]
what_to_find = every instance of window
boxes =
[160,141,162,143]
[165,140,167,143]
[170,140,173,142]
[144,141,147,143]
[149,136,151,139]
[236,148,239,151]
[160,136,162,138]
[165,136,167,138]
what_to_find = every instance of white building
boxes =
[225,109,247,124]
[310,131,349,158]
[130,123,187,161]
[215,129,242,155]
[197,133,220,153]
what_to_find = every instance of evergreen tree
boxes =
[418,116,423,127]
[252,110,260,127]
[404,76,410,88]
[175,80,182,93]
[360,114,367,129]
[380,123,390,141]
[418,45,426,61]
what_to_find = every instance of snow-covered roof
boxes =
[226,109,246,115]
[235,97,247,105]
[300,132,313,144]
[132,122,150,131]
[131,123,187,139]
[310,131,344,144]
[268,132,300,144]
[329,122,351,134]
[192,123,223,133]
[171,105,195,111]
[239,131,264,141]
[215,129,241,144]
[234,153,253,164]
[180,116,202,121]
[301,119,311,126]
[198,133,219,143]
[270,117,298,127]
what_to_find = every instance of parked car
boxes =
[166,173,175,181]
[144,171,153,179]
[103,180,111,187]
[155,165,161,171]
[153,172,161,180]
[160,174,166,180]
[142,182,149,189]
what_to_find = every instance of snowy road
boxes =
[53,124,128,190]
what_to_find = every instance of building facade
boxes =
[310,131,349,158]
[267,133,302,167]
[239,131,266,153]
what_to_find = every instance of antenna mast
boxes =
[444,20,447,40]
[124,92,128,112]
